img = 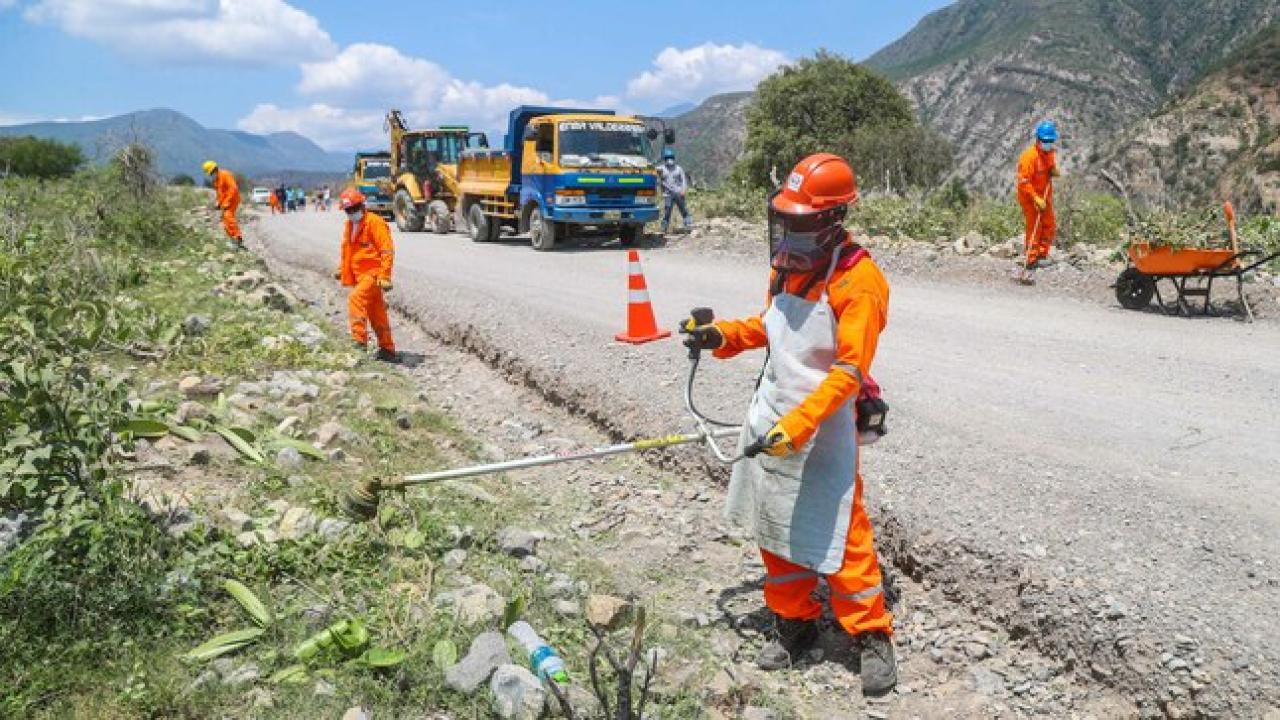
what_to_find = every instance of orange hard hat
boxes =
[339,187,366,210]
[771,153,858,215]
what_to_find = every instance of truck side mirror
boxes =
[664,129,676,144]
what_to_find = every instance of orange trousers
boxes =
[1020,199,1056,267]
[761,474,893,637]
[347,275,394,352]
[221,204,241,240]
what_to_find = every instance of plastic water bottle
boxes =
[508,620,569,683]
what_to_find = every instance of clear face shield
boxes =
[767,190,848,273]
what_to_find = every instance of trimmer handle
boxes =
[684,307,716,360]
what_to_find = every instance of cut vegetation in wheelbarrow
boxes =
[1113,202,1280,322]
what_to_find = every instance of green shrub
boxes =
[0,136,85,179]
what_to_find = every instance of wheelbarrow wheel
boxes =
[1115,267,1155,310]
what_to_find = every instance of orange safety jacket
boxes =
[714,241,889,449]
[1016,144,1057,205]
[214,168,240,210]
[340,212,395,286]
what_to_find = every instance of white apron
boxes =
[724,254,857,574]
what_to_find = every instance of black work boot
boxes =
[859,631,897,697]
[756,616,818,671]
[374,348,399,363]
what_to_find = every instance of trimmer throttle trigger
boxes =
[684,307,716,360]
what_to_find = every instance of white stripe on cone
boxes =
[628,289,651,303]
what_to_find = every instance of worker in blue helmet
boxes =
[657,148,693,235]
[1014,121,1062,284]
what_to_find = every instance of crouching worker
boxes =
[334,188,397,362]
[680,153,896,696]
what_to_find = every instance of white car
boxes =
[251,187,272,205]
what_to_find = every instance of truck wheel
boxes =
[394,190,425,232]
[1115,267,1155,310]
[468,203,498,243]
[619,225,640,247]
[529,206,558,251]
[427,200,452,234]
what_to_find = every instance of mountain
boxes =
[0,109,349,178]
[655,102,697,118]
[668,92,754,186]
[865,0,1280,193]
[1097,24,1280,213]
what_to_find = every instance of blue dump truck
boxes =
[456,106,664,250]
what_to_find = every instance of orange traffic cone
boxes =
[615,250,671,344]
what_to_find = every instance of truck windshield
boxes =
[558,122,652,169]
[361,162,390,180]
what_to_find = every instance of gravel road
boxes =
[256,211,1280,717]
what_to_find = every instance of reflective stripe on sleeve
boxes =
[833,362,863,384]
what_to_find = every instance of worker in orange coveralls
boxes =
[679,153,896,697]
[268,187,281,215]
[334,188,397,362]
[1015,120,1061,285]
[202,160,243,250]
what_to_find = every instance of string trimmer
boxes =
[340,308,752,521]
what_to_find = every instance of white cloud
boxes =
[275,42,592,147]
[24,0,336,64]
[237,103,383,149]
[625,42,787,105]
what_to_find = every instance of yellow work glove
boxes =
[377,277,393,291]
[760,423,795,458]
[1033,196,1047,212]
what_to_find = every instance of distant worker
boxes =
[334,188,397,362]
[656,148,693,234]
[1015,120,1061,285]
[202,160,243,250]
[680,153,896,696]
[268,186,281,215]
[275,186,287,213]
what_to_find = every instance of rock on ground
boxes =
[490,664,546,720]
[439,583,506,626]
[445,631,512,694]
[585,594,633,631]
[496,527,541,558]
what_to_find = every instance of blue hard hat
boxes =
[1036,121,1059,143]
[662,148,675,160]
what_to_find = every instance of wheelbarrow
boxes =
[1113,202,1279,322]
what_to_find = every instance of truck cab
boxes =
[352,152,393,216]
[457,106,662,251]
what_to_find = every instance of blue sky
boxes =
[0,0,952,150]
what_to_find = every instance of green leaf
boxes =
[359,648,407,668]
[227,426,255,444]
[388,528,425,549]
[224,579,273,627]
[269,436,324,461]
[268,664,309,685]
[502,595,526,630]
[431,640,457,670]
[214,425,264,464]
[182,627,264,661]
[125,418,169,439]
[169,424,202,442]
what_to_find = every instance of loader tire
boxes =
[394,189,425,232]
[427,200,452,234]
[468,203,499,243]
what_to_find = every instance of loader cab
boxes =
[401,131,490,179]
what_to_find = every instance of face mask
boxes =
[767,199,848,273]
[347,209,364,224]
[665,159,675,167]
[1040,142,1055,153]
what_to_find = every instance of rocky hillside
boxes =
[667,91,753,186]
[865,0,1280,194]
[1097,24,1280,213]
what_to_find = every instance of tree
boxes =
[734,50,951,191]
[169,173,196,187]
[0,136,85,179]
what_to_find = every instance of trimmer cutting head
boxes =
[340,477,383,522]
